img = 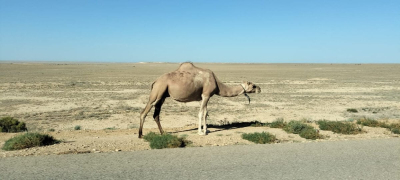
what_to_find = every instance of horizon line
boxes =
[1,60,399,65]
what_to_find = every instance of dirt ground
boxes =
[1,62,399,157]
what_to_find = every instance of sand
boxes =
[1,62,399,157]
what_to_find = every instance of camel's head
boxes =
[242,81,261,94]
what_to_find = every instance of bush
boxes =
[241,132,276,144]
[143,132,158,141]
[0,117,27,133]
[299,128,320,140]
[388,123,400,134]
[2,133,60,151]
[392,128,400,134]
[284,121,309,134]
[317,120,362,134]
[284,121,321,139]
[356,118,381,127]
[74,125,81,130]
[143,132,189,149]
[347,108,358,113]
[356,118,400,134]
[269,118,287,128]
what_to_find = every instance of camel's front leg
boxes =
[198,95,210,135]
[203,107,208,134]
[139,103,153,138]
[198,110,204,135]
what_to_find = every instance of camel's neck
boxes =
[216,80,245,97]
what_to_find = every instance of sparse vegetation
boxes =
[2,64,399,155]
[299,128,321,140]
[284,121,321,140]
[390,124,400,134]
[143,132,190,149]
[0,117,27,133]
[249,119,287,128]
[317,120,362,134]
[356,117,382,127]
[241,132,276,144]
[247,119,321,140]
[284,121,309,134]
[2,133,60,151]
[74,125,81,130]
[356,117,400,134]
[269,118,287,128]
[347,108,358,113]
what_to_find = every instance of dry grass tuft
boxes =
[143,132,190,149]
[2,133,60,151]
[241,132,276,144]
[318,120,362,134]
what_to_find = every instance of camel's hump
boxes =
[177,62,197,71]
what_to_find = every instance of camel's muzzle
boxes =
[254,86,261,93]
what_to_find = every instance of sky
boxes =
[0,0,399,63]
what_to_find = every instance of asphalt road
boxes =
[1,138,399,180]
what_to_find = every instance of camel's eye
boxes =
[252,85,256,88]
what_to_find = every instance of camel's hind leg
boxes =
[153,98,165,135]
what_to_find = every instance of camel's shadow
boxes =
[208,121,260,130]
[174,121,261,134]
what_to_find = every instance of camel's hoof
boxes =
[198,132,206,135]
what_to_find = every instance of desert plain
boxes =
[1,62,399,157]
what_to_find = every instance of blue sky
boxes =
[0,0,399,63]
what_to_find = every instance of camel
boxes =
[138,62,261,138]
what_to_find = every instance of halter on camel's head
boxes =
[240,81,261,104]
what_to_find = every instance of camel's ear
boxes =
[247,81,252,85]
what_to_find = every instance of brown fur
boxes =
[138,63,261,138]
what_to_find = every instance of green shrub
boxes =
[356,118,381,127]
[74,125,81,130]
[269,118,287,128]
[392,128,400,134]
[284,121,308,134]
[143,132,158,142]
[356,117,392,128]
[143,132,189,149]
[378,123,391,129]
[241,132,276,144]
[356,118,400,134]
[347,108,358,113]
[2,133,60,151]
[0,117,27,133]
[389,123,400,134]
[299,127,320,140]
[317,120,362,134]
[284,121,321,139]
[391,129,400,134]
